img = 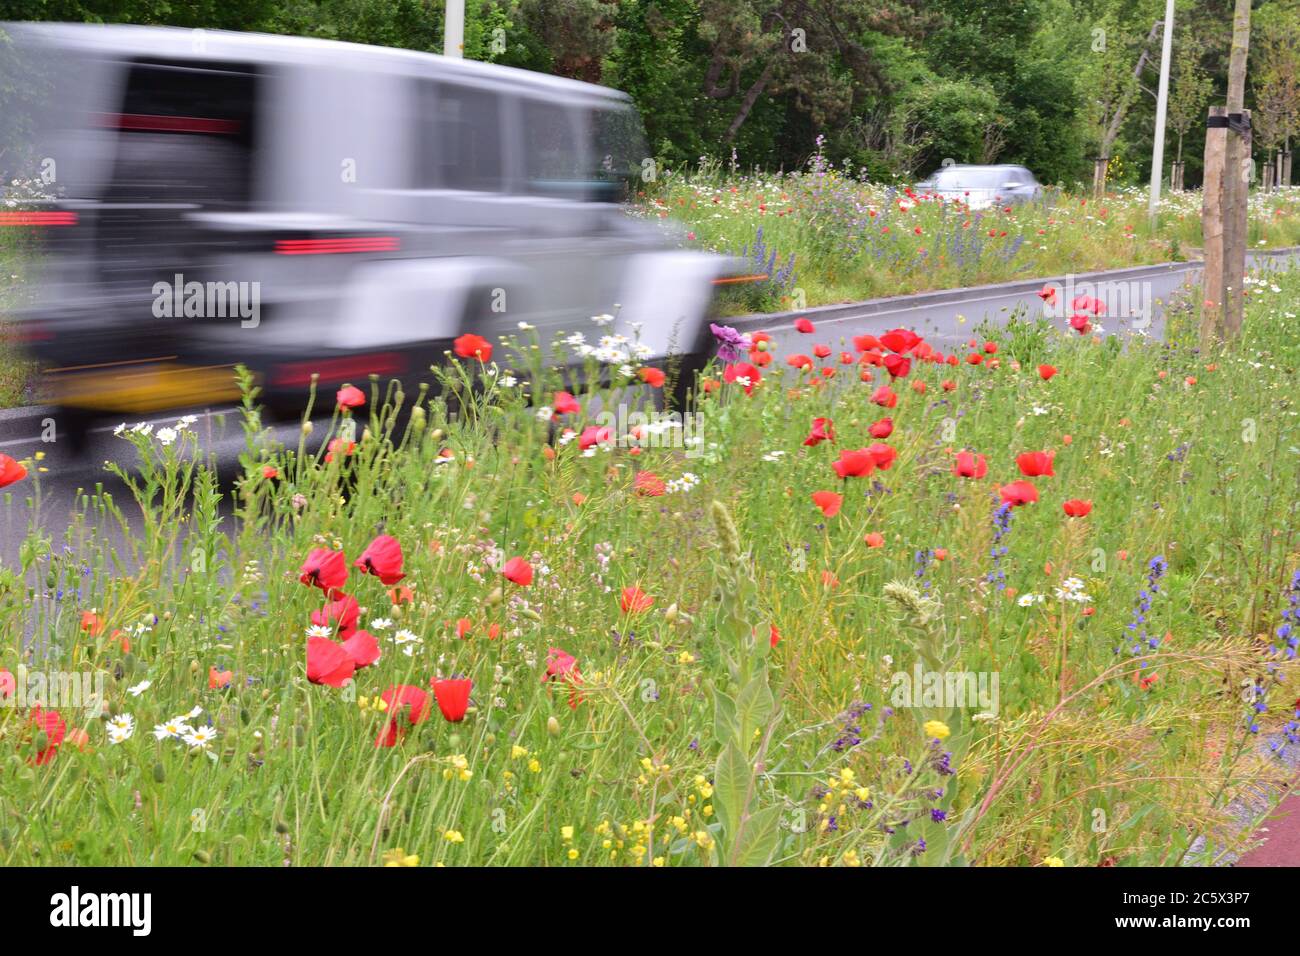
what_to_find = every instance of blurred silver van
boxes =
[1,23,737,419]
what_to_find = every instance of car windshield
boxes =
[931,167,1018,189]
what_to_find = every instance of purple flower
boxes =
[710,323,752,363]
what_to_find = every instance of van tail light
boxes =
[93,113,241,135]
[274,237,400,256]
[270,353,406,388]
[712,273,768,286]
[0,211,78,227]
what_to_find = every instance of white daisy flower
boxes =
[153,719,192,740]
[127,680,151,697]
[183,726,218,749]
[306,624,334,638]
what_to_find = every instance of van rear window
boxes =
[100,60,259,208]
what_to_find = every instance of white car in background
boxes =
[916,164,1043,210]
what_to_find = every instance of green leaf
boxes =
[735,673,774,742]
[711,684,738,746]
[713,741,749,836]
[731,804,782,867]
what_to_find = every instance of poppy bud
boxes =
[190,660,199,675]
[33,731,49,754]
[193,850,211,864]
[664,603,679,625]
[152,762,166,783]
[547,716,561,736]
[301,421,314,435]
[487,586,504,606]
[431,428,444,442]
[275,819,290,834]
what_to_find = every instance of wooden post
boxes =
[1200,106,1227,347]
[1223,108,1251,338]
[1263,158,1274,192]
[1093,157,1108,198]
[1284,148,1293,187]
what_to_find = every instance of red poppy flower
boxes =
[859,350,883,366]
[336,384,365,409]
[553,391,582,415]
[804,417,836,446]
[80,610,103,635]
[354,534,405,585]
[934,548,949,560]
[502,556,534,586]
[983,341,998,354]
[1037,285,1058,305]
[1062,498,1092,517]
[853,334,882,352]
[1069,314,1091,335]
[262,465,279,479]
[880,328,921,354]
[723,362,762,394]
[543,648,584,709]
[1016,450,1055,478]
[620,586,654,614]
[543,647,580,683]
[811,491,843,517]
[794,317,815,333]
[769,624,781,648]
[311,593,361,638]
[870,386,898,408]
[966,353,983,366]
[0,668,14,699]
[0,454,28,489]
[307,636,356,687]
[812,343,832,359]
[1071,294,1105,316]
[999,480,1039,507]
[639,367,666,388]
[864,532,885,548]
[456,617,473,639]
[634,471,666,496]
[883,354,911,379]
[952,452,988,479]
[453,333,493,362]
[787,354,814,370]
[578,425,613,450]
[869,417,893,439]
[209,666,233,689]
[941,379,957,391]
[1038,364,1058,381]
[867,442,897,470]
[29,706,66,765]
[376,684,431,746]
[431,678,473,722]
[325,438,356,463]
[832,448,876,479]
[342,630,381,668]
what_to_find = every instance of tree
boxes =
[1166,29,1214,170]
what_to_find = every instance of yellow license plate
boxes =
[44,361,244,413]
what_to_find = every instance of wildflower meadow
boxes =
[1,263,1298,868]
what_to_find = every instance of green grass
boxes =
[1,265,1298,867]
[0,229,34,408]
